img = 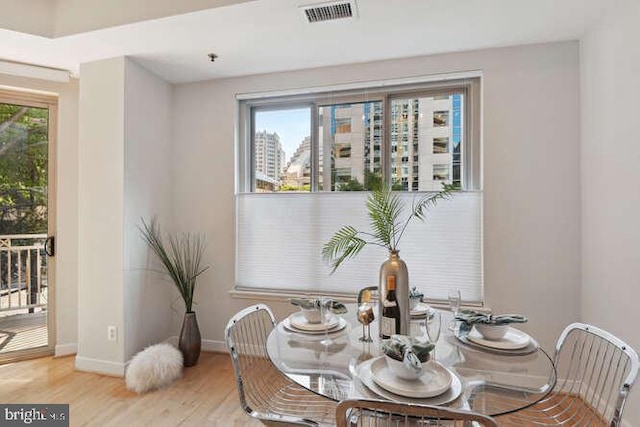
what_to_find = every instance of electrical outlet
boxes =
[107,326,117,341]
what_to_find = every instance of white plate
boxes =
[453,328,539,355]
[357,357,462,405]
[283,316,347,335]
[288,311,340,331]
[370,357,452,398]
[410,302,431,317]
[467,327,530,350]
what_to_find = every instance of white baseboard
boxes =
[165,336,227,353]
[54,343,77,357]
[75,355,125,377]
[71,336,224,377]
[202,339,226,353]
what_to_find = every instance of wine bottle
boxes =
[379,251,409,337]
[381,275,401,338]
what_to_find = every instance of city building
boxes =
[254,130,285,189]
[283,136,311,189]
[317,95,461,191]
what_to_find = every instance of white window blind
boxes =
[236,191,483,302]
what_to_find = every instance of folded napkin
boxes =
[289,297,348,314]
[455,309,528,325]
[409,287,424,299]
[382,335,435,373]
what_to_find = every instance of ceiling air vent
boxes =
[300,1,358,23]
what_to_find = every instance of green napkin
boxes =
[455,309,528,325]
[382,335,435,372]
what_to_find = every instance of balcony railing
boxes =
[0,234,48,314]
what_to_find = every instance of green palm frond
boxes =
[366,188,403,249]
[395,188,452,246]
[138,218,209,312]
[411,191,452,221]
[323,185,454,274]
[322,225,368,273]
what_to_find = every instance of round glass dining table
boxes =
[266,305,556,417]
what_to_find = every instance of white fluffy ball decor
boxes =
[125,343,183,393]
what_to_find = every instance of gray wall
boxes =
[581,0,640,424]
[76,57,174,374]
[123,58,175,361]
[77,57,126,373]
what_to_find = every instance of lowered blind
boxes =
[236,191,483,303]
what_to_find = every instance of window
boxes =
[319,101,382,191]
[433,137,449,154]
[433,111,449,127]
[433,164,450,181]
[236,75,482,302]
[252,108,311,192]
[389,94,463,191]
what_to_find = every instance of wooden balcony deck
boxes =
[0,234,50,359]
[0,311,47,355]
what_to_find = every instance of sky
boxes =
[254,107,311,164]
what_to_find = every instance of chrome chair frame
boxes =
[336,399,499,427]
[225,304,336,426]
[497,322,639,426]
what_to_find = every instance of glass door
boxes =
[0,89,56,362]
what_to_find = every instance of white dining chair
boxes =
[225,304,336,426]
[496,322,639,427]
[336,399,499,427]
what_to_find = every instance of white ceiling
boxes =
[0,0,609,84]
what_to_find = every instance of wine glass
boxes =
[319,298,334,347]
[448,289,461,314]
[448,289,461,331]
[357,303,375,342]
[426,311,441,360]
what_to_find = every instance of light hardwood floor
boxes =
[0,351,264,426]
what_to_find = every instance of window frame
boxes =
[237,76,481,193]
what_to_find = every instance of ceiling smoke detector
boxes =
[299,1,358,23]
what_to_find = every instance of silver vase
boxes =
[179,311,201,367]
[379,250,410,337]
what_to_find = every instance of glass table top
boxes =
[266,304,556,417]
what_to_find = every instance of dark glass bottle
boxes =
[381,275,401,338]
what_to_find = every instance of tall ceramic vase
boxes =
[379,250,410,337]
[179,311,201,367]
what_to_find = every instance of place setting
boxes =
[409,287,433,319]
[284,297,349,336]
[356,331,462,406]
[453,309,539,355]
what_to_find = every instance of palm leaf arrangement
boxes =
[322,186,452,273]
[138,218,209,312]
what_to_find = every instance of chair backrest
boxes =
[226,304,336,426]
[224,304,278,415]
[553,323,639,426]
[336,399,499,427]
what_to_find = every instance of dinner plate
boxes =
[357,357,462,405]
[454,327,539,355]
[288,311,340,331]
[410,302,431,317]
[370,357,452,398]
[283,316,347,335]
[467,327,530,350]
